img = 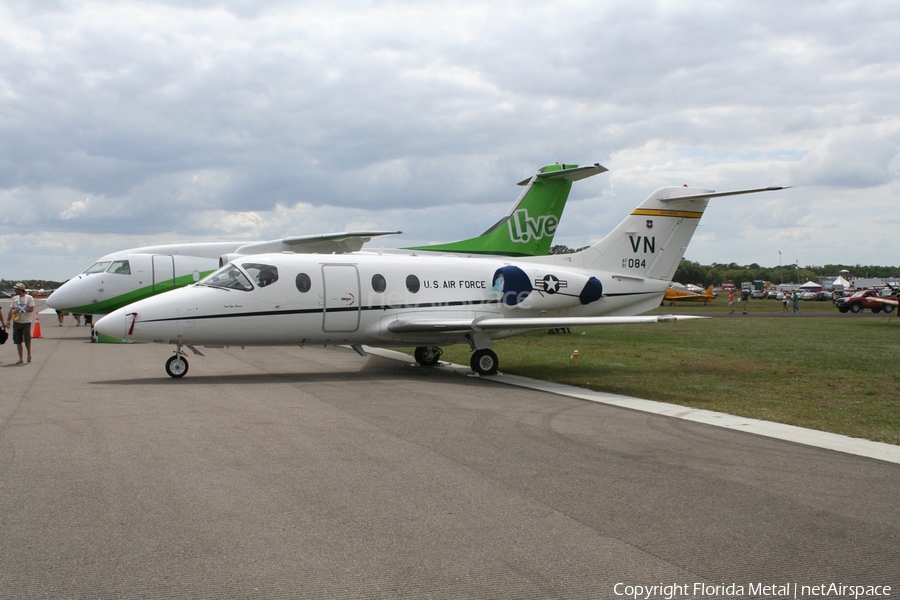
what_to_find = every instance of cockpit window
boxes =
[83,261,111,274]
[242,263,279,288]
[198,264,254,291]
[108,260,131,275]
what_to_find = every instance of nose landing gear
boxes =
[165,343,189,378]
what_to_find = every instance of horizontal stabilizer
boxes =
[517,163,608,185]
[659,186,789,202]
[387,314,708,334]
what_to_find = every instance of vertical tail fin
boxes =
[405,162,608,256]
[582,186,786,281]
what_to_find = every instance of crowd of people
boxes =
[727,288,802,315]
[1,283,94,365]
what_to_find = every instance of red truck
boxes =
[834,289,897,313]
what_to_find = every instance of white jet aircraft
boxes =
[95,175,786,378]
[48,162,602,317]
[46,233,400,316]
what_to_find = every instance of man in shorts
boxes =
[7,283,35,364]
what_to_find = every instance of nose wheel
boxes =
[165,353,189,378]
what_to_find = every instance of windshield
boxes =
[241,262,279,288]
[198,264,254,291]
[83,261,111,274]
[108,260,131,275]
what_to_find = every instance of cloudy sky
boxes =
[1,0,898,282]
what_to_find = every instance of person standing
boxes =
[7,283,35,364]
[792,290,800,313]
[727,290,735,314]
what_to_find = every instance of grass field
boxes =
[429,298,900,445]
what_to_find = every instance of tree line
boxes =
[1,279,60,291]
[548,246,899,286]
[5,256,899,293]
[673,260,900,287]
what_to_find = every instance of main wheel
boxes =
[849,303,861,313]
[414,346,442,367]
[470,349,499,376]
[884,304,894,314]
[165,355,189,378]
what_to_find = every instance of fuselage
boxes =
[49,163,607,318]
[94,251,669,348]
[46,243,242,315]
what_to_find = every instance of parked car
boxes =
[834,289,896,313]
[814,291,833,301]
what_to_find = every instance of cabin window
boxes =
[371,274,386,293]
[198,264,253,291]
[83,261,111,274]
[295,273,312,293]
[242,263,279,288]
[108,260,131,275]
[406,274,420,294]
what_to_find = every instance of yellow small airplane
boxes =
[663,283,716,305]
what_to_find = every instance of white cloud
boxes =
[1,0,899,280]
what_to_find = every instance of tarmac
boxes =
[1,307,898,599]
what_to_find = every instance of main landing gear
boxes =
[414,346,442,367]
[413,345,499,376]
[470,348,499,376]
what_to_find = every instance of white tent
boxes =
[799,281,822,291]
[831,276,850,291]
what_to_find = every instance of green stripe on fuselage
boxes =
[66,270,217,315]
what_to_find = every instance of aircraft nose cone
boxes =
[45,286,71,310]
[45,275,87,311]
[94,309,127,340]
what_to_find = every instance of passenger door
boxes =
[322,264,360,332]
[152,255,176,293]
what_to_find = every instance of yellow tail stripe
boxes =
[631,208,704,219]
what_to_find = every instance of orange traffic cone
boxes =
[32,314,42,339]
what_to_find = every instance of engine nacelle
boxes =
[218,253,242,267]
[492,265,603,310]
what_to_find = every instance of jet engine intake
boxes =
[218,254,242,267]
[492,266,602,310]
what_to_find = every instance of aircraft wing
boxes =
[235,231,402,255]
[387,314,708,334]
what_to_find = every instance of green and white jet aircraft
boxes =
[47,163,606,318]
